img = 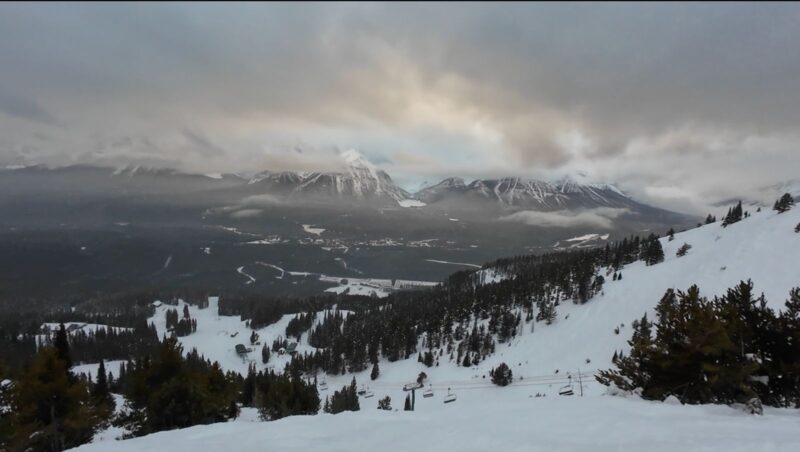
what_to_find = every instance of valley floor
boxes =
[72,389,800,452]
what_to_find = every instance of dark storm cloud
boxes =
[0,2,799,211]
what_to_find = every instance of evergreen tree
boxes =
[676,243,692,257]
[54,323,72,370]
[722,201,743,227]
[10,347,104,450]
[795,222,800,233]
[705,214,716,225]
[403,394,412,411]
[91,360,113,409]
[490,363,513,386]
[377,396,391,410]
[773,193,795,213]
[370,362,380,381]
[667,228,675,241]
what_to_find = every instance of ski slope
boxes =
[72,207,800,451]
[72,388,800,452]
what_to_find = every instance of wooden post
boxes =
[411,388,416,411]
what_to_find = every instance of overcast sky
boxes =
[1,2,799,213]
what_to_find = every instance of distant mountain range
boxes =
[0,150,684,218]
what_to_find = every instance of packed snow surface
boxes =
[72,391,800,452]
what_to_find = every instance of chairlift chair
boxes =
[443,387,457,404]
[403,382,424,391]
[559,384,574,396]
[423,385,434,398]
[318,380,328,391]
[363,390,375,398]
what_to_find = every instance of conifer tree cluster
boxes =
[377,396,391,410]
[114,337,240,436]
[3,324,113,451]
[640,234,665,266]
[490,362,513,386]
[598,282,800,407]
[722,201,743,227]
[238,365,319,421]
[285,311,316,341]
[165,307,197,337]
[773,193,795,213]
[323,378,360,414]
[676,243,692,257]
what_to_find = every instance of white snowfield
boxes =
[71,207,800,451]
[71,390,800,452]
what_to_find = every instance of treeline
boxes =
[279,233,668,377]
[598,281,800,410]
[0,324,323,451]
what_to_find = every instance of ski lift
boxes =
[443,387,457,404]
[318,380,328,391]
[559,384,574,396]
[363,390,375,398]
[403,382,424,391]
[357,385,367,396]
[423,385,434,398]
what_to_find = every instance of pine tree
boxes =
[10,347,102,450]
[795,222,800,233]
[667,228,675,241]
[377,396,391,410]
[676,243,692,257]
[370,362,380,381]
[403,394,412,411]
[705,214,716,225]
[490,363,513,386]
[773,193,795,213]
[91,360,113,408]
[54,323,72,370]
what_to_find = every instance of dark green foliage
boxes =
[285,312,316,341]
[676,243,692,257]
[705,214,716,225]
[795,222,800,233]
[54,323,72,370]
[598,282,800,408]
[640,234,665,266]
[370,362,380,380]
[324,378,360,414]
[377,396,391,410]
[117,338,240,436]
[403,394,411,411]
[490,362,513,386]
[722,201,743,227]
[8,347,107,451]
[254,370,320,420]
[261,343,270,364]
[773,193,795,213]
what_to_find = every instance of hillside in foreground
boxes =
[64,205,800,451]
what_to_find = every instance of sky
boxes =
[1,2,799,213]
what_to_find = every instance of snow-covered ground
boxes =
[302,224,326,236]
[398,199,427,208]
[72,388,800,452]
[425,259,482,268]
[70,207,800,451]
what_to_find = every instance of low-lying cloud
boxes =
[498,207,631,229]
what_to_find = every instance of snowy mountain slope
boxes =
[295,150,410,204]
[135,207,800,382]
[69,207,800,451]
[412,174,650,213]
[72,393,800,452]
